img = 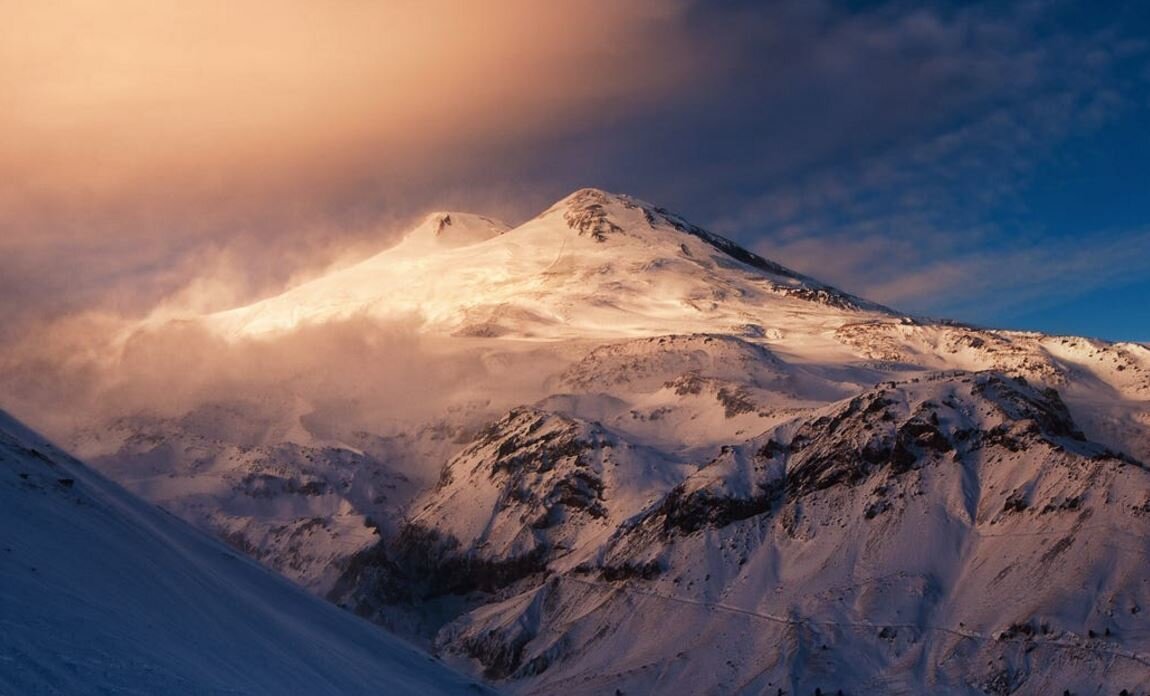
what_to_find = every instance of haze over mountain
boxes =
[43,189,1150,694]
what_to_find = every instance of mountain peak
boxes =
[404,211,511,249]
[553,186,635,208]
[536,188,884,311]
[544,188,797,269]
[540,187,647,242]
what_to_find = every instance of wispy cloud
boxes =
[761,224,1150,320]
[0,0,700,211]
[699,3,1150,330]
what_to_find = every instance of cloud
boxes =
[0,0,699,212]
[0,311,568,452]
[759,224,1150,323]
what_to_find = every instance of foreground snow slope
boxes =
[0,410,492,696]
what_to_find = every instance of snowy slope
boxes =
[69,187,1150,694]
[71,400,420,594]
[377,372,1150,694]
[0,410,493,696]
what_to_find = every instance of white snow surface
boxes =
[0,410,492,696]
[430,373,1150,694]
[56,188,1150,694]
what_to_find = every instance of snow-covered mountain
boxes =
[0,410,492,695]
[64,188,1150,694]
[206,189,890,342]
[400,372,1150,694]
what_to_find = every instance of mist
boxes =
[0,307,571,460]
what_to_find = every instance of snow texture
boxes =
[0,410,492,695]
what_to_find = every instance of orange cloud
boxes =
[0,0,702,227]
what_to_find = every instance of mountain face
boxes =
[62,189,1150,694]
[435,374,1150,691]
[0,410,490,695]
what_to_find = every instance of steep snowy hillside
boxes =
[0,410,492,695]
[334,371,1150,694]
[62,188,1150,694]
